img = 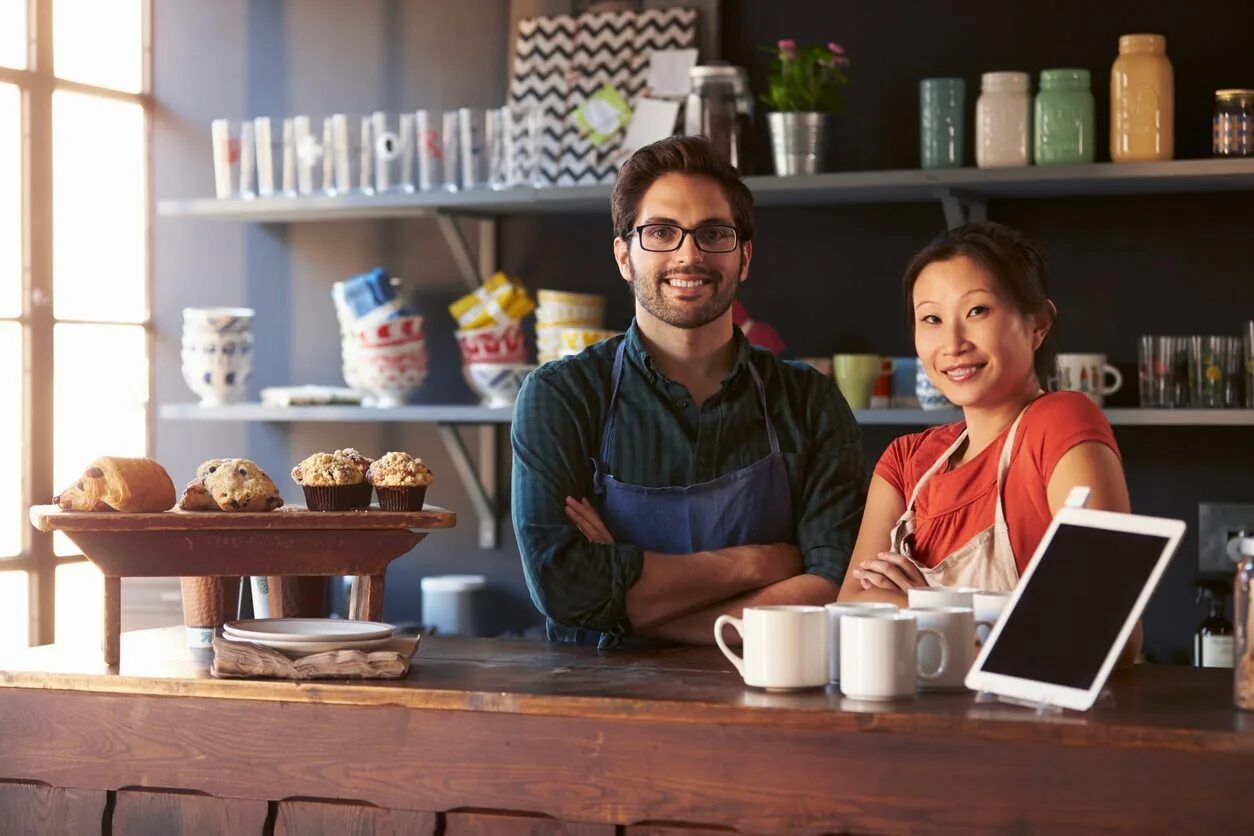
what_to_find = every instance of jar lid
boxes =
[1040,68,1091,89]
[1119,33,1165,53]
[981,71,1029,92]
[1242,537,1254,557]
[1216,89,1254,100]
[690,64,745,80]
[421,574,487,592]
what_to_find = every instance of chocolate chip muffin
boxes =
[366,452,433,511]
[179,458,283,512]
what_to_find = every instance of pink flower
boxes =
[778,39,797,51]
[828,42,846,55]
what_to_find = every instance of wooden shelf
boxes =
[159,403,1254,427]
[157,159,1254,223]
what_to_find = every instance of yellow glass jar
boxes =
[1110,33,1174,162]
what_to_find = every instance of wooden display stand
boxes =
[29,505,456,666]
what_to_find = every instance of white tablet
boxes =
[964,504,1185,712]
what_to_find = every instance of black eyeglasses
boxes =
[628,223,740,253]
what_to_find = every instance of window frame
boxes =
[0,0,153,646]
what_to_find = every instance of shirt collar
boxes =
[624,318,754,384]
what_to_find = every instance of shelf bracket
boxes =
[937,188,988,229]
[435,214,497,291]
[436,423,502,550]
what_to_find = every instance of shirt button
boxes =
[675,399,688,408]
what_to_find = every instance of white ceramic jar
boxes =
[976,71,1031,168]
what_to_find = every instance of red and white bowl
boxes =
[455,321,526,364]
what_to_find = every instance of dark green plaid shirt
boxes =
[511,320,866,644]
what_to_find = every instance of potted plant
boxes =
[762,40,850,176]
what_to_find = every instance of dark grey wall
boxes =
[155,0,1254,662]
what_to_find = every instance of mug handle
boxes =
[1102,364,1124,396]
[713,615,745,677]
[915,627,950,681]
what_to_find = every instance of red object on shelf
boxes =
[732,301,785,355]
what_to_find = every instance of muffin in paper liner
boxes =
[374,485,427,512]
[301,484,358,512]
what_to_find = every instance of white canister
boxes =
[976,71,1031,168]
[421,574,486,636]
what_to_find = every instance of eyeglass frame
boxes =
[625,223,742,254]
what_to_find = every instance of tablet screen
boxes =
[980,523,1171,690]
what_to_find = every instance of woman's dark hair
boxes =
[610,136,755,243]
[902,221,1057,384]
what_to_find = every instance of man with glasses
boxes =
[511,136,866,647]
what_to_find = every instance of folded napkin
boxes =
[210,634,420,680]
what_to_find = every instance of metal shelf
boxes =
[159,403,513,424]
[159,403,1254,427]
[157,159,1254,223]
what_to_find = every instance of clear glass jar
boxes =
[1110,33,1174,162]
[976,71,1031,168]
[685,64,754,173]
[1214,89,1254,158]
[1035,68,1095,165]
[1236,536,1254,710]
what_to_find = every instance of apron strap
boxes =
[992,397,1035,530]
[904,428,969,511]
[745,362,781,456]
[596,340,630,472]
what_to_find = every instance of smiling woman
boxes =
[838,223,1130,619]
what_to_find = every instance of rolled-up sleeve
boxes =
[510,371,644,635]
[795,385,867,586]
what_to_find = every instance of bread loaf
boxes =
[55,457,176,513]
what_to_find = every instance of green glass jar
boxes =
[1034,68,1096,165]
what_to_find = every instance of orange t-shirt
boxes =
[873,392,1121,574]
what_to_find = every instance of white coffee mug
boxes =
[1054,353,1123,406]
[715,605,829,690]
[907,585,981,610]
[825,601,898,683]
[908,606,976,691]
[839,611,950,700]
[973,591,1013,645]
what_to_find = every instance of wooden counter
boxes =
[2,627,1252,835]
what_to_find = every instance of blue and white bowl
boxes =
[464,363,536,408]
[915,358,955,411]
[183,307,255,335]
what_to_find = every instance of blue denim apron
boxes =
[567,339,794,647]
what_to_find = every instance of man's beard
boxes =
[628,255,742,330]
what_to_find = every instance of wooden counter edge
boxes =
[1,667,1249,757]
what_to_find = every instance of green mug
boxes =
[833,354,893,409]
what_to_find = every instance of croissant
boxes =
[54,456,177,513]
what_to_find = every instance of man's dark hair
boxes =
[902,221,1057,384]
[610,136,755,243]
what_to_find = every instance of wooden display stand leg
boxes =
[266,576,285,618]
[102,576,121,667]
[360,573,385,622]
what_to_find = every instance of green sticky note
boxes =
[573,85,632,146]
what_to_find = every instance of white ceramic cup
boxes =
[824,601,898,683]
[1054,353,1123,406]
[973,591,1013,645]
[908,606,976,691]
[714,605,829,690]
[907,585,981,610]
[839,611,950,700]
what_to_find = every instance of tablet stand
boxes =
[974,688,1113,714]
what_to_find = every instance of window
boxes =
[0,0,151,652]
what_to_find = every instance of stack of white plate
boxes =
[222,618,396,656]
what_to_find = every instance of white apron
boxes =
[888,403,1035,593]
